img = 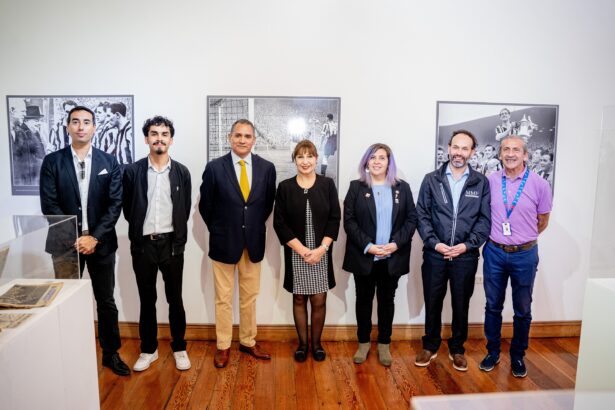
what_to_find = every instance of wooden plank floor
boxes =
[97,337,579,409]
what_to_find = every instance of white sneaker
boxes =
[133,350,158,372]
[174,350,191,370]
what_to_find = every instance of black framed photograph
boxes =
[6,95,135,195]
[207,96,341,187]
[435,101,559,191]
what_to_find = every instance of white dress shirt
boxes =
[71,145,92,233]
[230,151,253,187]
[142,156,174,235]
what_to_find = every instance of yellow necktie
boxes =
[239,159,250,201]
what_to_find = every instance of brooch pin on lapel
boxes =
[365,193,371,198]
[395,190,400,204]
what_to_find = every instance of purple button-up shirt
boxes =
[488,167,552,245]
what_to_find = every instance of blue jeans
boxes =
[483,241,539,359]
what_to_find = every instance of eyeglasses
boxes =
[79,161,85,180]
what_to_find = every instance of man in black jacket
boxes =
[123,116,192,372]
[415,130,491,372]
[40,106,128,376]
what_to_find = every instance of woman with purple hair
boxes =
[342,143,417,366]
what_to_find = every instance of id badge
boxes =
[502,222,512,236]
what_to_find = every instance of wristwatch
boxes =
[321,243,330,251]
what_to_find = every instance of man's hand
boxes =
[435,243,451,255]
[444,243,467,258]
[435,242,467,259]
[75,235,98,255]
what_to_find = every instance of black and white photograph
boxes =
[435,101,558,190]
[207,96,341,186]
[7,95,135,195]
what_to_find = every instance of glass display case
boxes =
[0,215,79,286]
[590,106,615,278]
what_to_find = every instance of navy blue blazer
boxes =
[40,146,123,256]
[199,152,276,264]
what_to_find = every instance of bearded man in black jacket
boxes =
[123,116,192,372]
[414,130,491,372]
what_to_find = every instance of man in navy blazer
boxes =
[39,106,129,376]
[199,119,276,368]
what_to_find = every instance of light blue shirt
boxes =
[445,164,470,212]
[230,151,253,187]
[364,184,393,260]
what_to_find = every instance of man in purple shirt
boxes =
[479,135,552,378]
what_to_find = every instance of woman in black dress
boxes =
[274,140,340,362]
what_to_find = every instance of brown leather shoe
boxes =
[214,348,230,368]
[414,349,437,367]
[239,343,271,360]
[449,353,468,372]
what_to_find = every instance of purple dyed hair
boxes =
[358,143,399,187]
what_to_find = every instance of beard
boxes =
[450,156,467,168]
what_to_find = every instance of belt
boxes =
[82,230,89,236]
[489,239,537,253]
[144,232,172,241]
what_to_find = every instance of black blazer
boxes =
[39,146,122,256]
[342,179,417,277]
[122,157,192,255]
[199,152,276,264]
[273,175,341,292]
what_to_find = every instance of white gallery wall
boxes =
[1,0,614,327]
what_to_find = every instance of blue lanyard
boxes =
[502,168,530,219]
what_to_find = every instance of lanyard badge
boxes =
[501,168,530,236]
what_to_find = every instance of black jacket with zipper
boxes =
[122,157,192,255]
[416,161,491,257]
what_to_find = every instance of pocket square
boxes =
[98,169,109,175]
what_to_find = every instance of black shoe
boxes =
[294,345,308,362]
[511,357,527,378]
[479,353,500,372]
[312,346,326,362]
[103,353,131,376]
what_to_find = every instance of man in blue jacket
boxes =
[199,119,276,368]
[123,116,192,372]
[415,130,491,372]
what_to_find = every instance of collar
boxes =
[445,164,470,179]
[147,155,172,172]
[231,151,252,165]
[70,144,93,161]
[502,165,528,181]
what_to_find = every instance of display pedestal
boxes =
[0,279,99,410]
[411,390,614,409]
[576,278,615,390]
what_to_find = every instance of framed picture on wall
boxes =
[207,96,341,187]
[6,95,135,195]
[435,101,559,192]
